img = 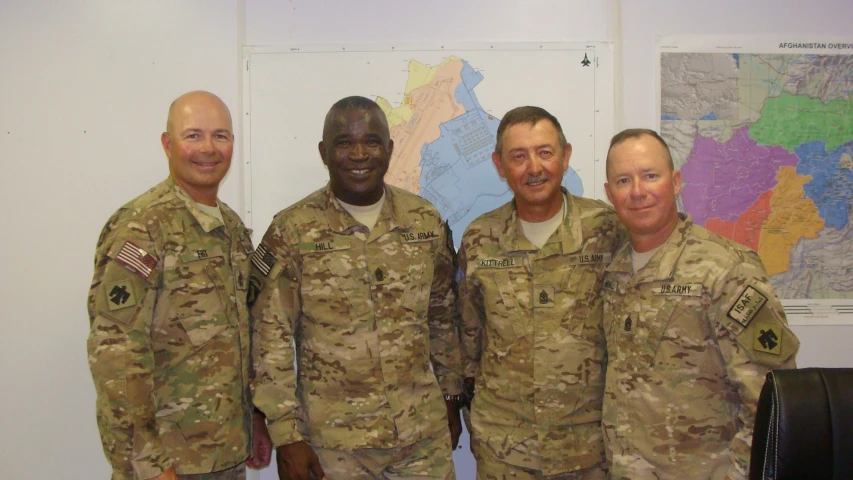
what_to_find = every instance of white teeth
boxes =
[351,169,369,174]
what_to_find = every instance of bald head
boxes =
[166,90,233,135]
[161,90,234,206]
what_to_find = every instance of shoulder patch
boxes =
[252,243,277,276]
[247,274,264,307]
[728,285,768,327]
[753,322,783,355]
[114,241,157,279]
[104,279,137,311]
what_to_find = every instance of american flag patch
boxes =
[115,241,158,279]
[252,243,277,276]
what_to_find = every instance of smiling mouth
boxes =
[348,168,371,175]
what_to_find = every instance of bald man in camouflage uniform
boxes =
[87,91,271,480]
[458,106,624,479]
[249,96,463,479]
[602,129,799,480]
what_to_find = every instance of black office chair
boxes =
[749,368,853,480]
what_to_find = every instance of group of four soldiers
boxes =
[88,90,798,480]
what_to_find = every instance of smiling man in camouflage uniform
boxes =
[601,128,799,480]
[249,96,464,480]
[458,106,624,479]
[87,91,271,480]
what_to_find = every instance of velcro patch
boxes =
[400,230,439,243]
[602,279,618,292]
[372,266,390,285]
[653,283,703,296]
[534,286,555,308]
[115,241,157,279]
[728,285,768,327]
[753,322,783,355]
[105,279,137,311]
[252,243,277,276]
[477,257,519,269]
[247,274,264,307]
[569,253,612,265]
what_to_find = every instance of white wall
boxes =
[1,0,851,478]
[0,1,240,478]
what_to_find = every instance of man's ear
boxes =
[161,132,172,159]
[318,141,327,167]
[492,151,507,180]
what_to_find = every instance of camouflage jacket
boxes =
[249,184,463,450]
[458,190,625,475]
[601,214,799,480]
[87,178,255,480]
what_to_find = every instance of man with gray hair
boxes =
[458,106,624,479]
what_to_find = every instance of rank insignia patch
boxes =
[534,286,555,308]
[754,323,782,355]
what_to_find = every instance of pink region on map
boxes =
[681,126,800,226]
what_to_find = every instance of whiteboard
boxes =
[241,43,615,244]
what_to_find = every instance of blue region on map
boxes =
[699,111,717,120]
[661,114,679,120]
[794,139,853,229]
[418,59,585,245]
[732,53,740,68]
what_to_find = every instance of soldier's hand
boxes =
[276,441,326,480]
[445,398,463,450]
[146,467,178,480]
[247,411,273,468]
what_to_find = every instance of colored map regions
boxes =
[681,126,798,226]
[750,92,853,152]
[661,51,853,299]
[794,140,853,229]
[756,167,824,276]
[771,218,853,299]
[378,57,465,193]
[378,56,585,244]
[705,190,771,252]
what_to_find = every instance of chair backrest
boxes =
[749,368,853,480]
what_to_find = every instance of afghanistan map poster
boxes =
[658,36,853,324]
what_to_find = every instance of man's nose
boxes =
[350,142,369,160]
[199,135,215,152]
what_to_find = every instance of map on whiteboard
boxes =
[659,37,853,304]
[378,56,587,232]
[244,44,613,247]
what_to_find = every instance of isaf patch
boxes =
[728,285,768,327]
[252,243,277,276]
[753,323,783,355]
[105,279,137,311]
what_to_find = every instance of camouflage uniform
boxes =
[458,189,625,476]
[87,178,256,480]
[601,214,799,480]
[249,184,463,454]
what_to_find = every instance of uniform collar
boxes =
[168,177,225,233]
[500,187,582,254]
[323,183,412,234]
[607,213,693,282]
